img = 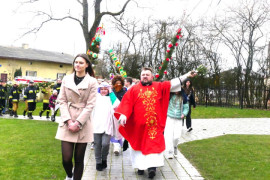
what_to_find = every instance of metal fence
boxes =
[195,86,270,109]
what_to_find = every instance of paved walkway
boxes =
[1,114,270,180]
[82,118,270,180]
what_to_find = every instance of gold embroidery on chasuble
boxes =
[138,87,158,139]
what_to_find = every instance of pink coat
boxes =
[55,73,98,143]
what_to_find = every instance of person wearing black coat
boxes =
[111,75,127,155]
[9,83,22,117]
[182,78,196,132]
[53,78,62,94]
[24,80,39,119]
[0,80,7,116]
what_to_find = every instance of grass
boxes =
[0,119,64,180]
[8,103,270,118]
[7,102,59,116]
[179,135,270,180]
[192,106,270,118]
[17,101,44,116]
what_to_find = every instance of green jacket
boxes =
[167,94,189,119]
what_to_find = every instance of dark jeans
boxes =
[186,104,192,129]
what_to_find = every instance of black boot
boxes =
[46,111,50,119]
[102,160,107,169]
[96,164,103,171]
[28,112,33,119]
[39,111,43,117]
[14,111,18,118]
[51,115,55,122]
[148,167,156,179]
[123,139,129,151]
[23,110,26,117]
[137,169,144,175]
[10,110,13,116]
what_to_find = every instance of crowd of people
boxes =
[53,53,197,180]
[0,53,197,180]
[0,78,62,121]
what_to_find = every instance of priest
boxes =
[114,67,196,179]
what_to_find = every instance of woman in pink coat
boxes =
[55,53,98,180]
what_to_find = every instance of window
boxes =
[26,71,37,77]
[57,73,66,79]
[59,65,63,68]
[1,73,7,82]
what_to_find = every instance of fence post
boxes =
[240,86,244,109]
[265,87,269,110]
[205,87,208,107]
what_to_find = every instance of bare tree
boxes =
[19,0,131,52]
[213,0,270,106]
[112,16,208,79]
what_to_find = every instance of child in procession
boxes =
[92,81,121,171]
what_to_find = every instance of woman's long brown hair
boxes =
[72,53,95,77]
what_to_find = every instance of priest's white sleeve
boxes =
[170,73,189,92]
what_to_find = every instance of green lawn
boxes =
[192,106,270,118]
[179,135,270,180]
[0,119,64,180]
[17,102,43,116]
[8,102,59,116]
[6,102,270,118]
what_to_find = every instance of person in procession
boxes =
[122,77,133,150]
[0,80,7,116]
[53,78,62,117]
[164,90,189,159]
[24,80,39,119]
[8,96,13,116]
[49,90,58,122]
[55,53,98,180]
[9,82,22,118]
[110,75,127,156]
[92,81,121,171]
[124,77,133,90]
[22,83,29,117]
[53,78,62,94]
[39,84,52,119]
[182,78,196,132]
[114,67,196,179]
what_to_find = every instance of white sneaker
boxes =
[166,151,174,159]
[65,176,73,180]
[113,142,121,156]
[90,142,94,150]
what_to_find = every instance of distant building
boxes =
[0,44,74,82]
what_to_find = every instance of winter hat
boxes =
[98,81,110,93]
[53,90,58,94]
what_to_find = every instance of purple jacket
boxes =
[49,95,58,108]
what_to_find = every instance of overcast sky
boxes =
[0,0,236,56]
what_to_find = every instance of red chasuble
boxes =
[114,81,171,155]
